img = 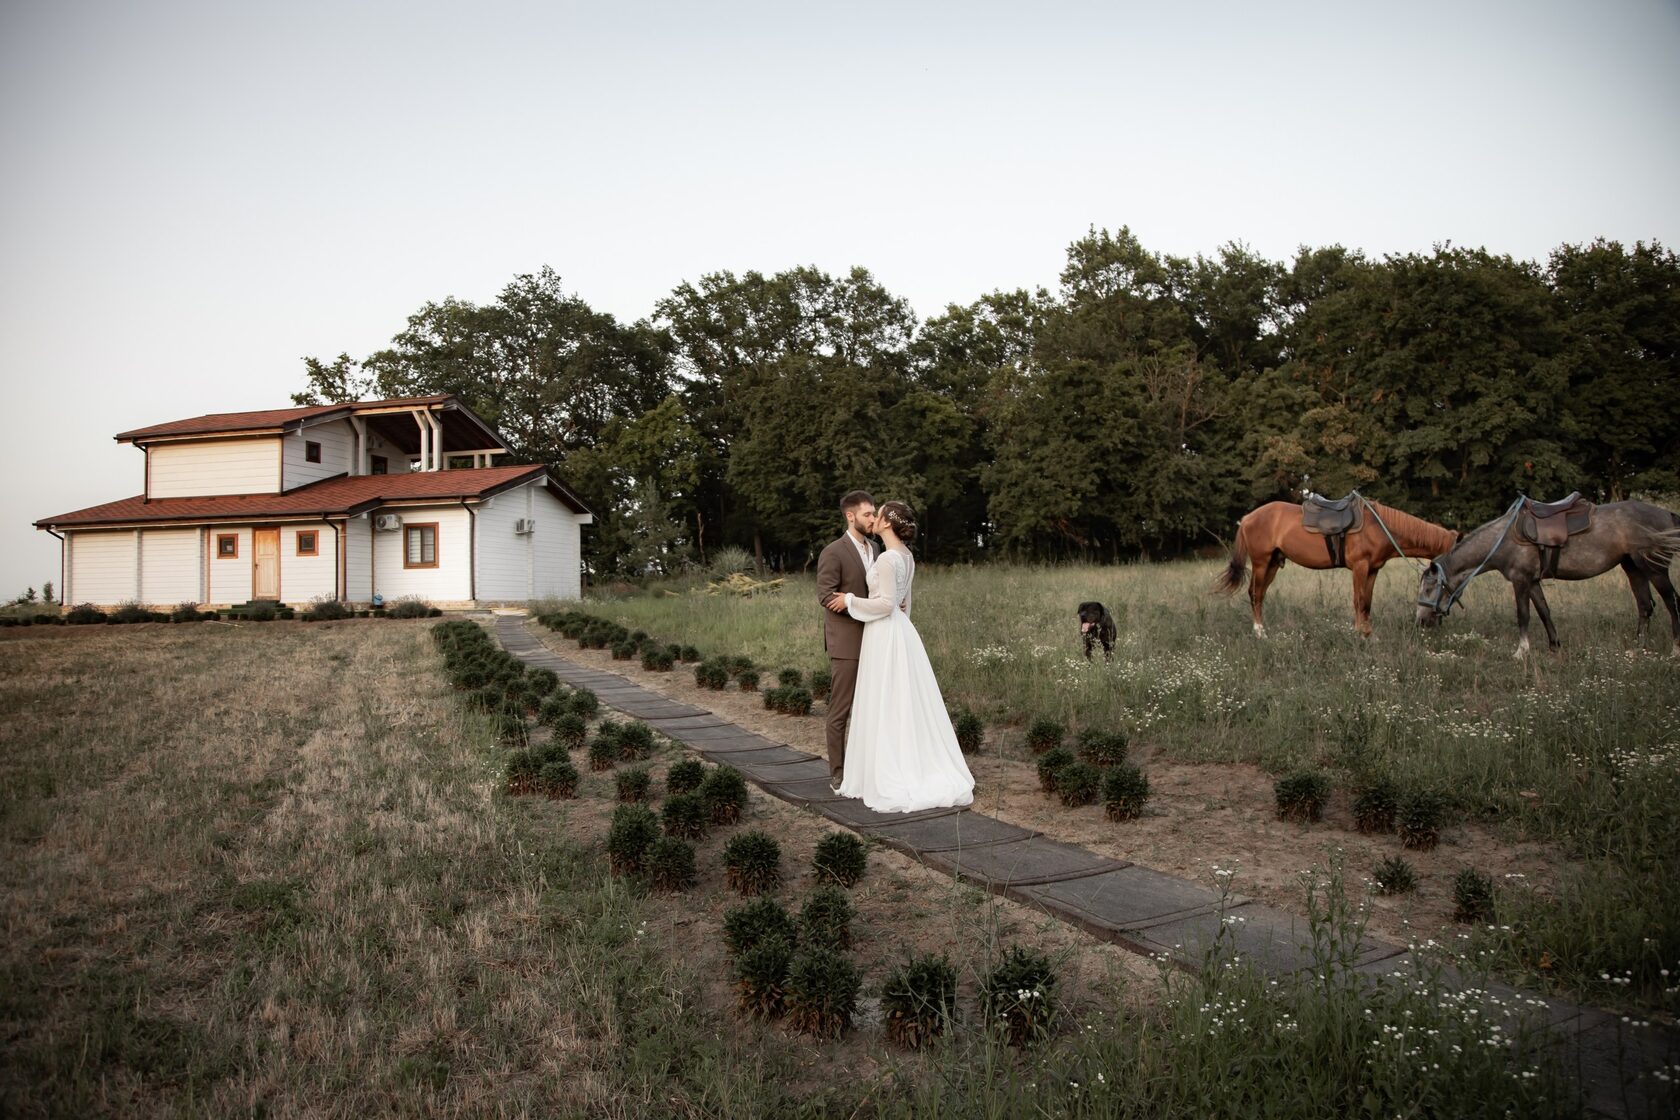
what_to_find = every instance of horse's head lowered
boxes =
[1415,557,1454,627]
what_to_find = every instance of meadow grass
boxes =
[583,560,1680,1009]
[0,618,1626,1117]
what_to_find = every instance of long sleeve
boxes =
[816,544,843,608]
[845,553,898,621]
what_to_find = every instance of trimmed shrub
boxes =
[785,947,861,1039]
[110,600,156,625]
[694,660,730,690]
[952,709,984,753]
[666,757,706,795]
[981,945,1057,1047]
[777,668,804,689]
[611,640,637,661]
[1274,771,1332,823]
[1398,790,1447,850]
[616,766,652,803]
[764,686,788,712]
[735,668,760,693]
[881,953,958,1050]
[665,642,683,661]
[570,688,599,718]
[679,645,701,663]
[699,766,749,825]
[811,832,868,888]
[723,897,797,956]
[1352,779,1400,834]
[1057,761,1102,807]
[587,736,617,772]
[809,667,832,701]
[606,804,660,876]
[645,836,697,892]
[617,721,656,761]
[734,937,793,1020]
[727,655,755,678]
[66,603,107,625]
[641,647,676,671]
[723,830,782,896]
[1102,764,1150,820]
[1373,855,1417,896]
[525,667,560,696]
[781,687,813,717]
[1025,718,1065,755]
[1453,868,1495,923]
[662,792,709,840]
[493,704,528,747]
[1077,727,1129,767]
[388,596,432,619]
[798,885,854,950]
[537,759,579,799]
[1036,747,1075,794]
[505,749,540,795]
[552,712,588,751]
[630,629,649,644]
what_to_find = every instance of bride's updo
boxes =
[879,501,917,543]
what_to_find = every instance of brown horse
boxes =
[1214,498,1457,637]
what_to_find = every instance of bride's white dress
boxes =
[837,548,975,813]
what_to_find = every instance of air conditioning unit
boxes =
[513,518,536,535]
[373,514,403,532]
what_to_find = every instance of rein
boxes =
[1419,497,1525,616]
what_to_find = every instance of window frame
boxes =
[304,440,322,464]
[296,530,318,557]
[370,455,388,475]
[403,522,439,569]
[215,533,239,559]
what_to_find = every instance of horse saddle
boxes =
[1301,492,1363,567]
[1517,492,1593,578]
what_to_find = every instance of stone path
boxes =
[495,616,1673,1119]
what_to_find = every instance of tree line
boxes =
[294,229,1680,574]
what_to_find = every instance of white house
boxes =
[35,395,594,609]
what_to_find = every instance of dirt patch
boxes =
[530,622,1576,953]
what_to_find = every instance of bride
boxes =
[826,501,975,813]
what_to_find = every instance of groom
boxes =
[816,490,877,792]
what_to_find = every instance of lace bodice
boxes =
[845,548,913,621]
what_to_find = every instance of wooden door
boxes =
[252,528,281,600]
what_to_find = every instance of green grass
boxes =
[580,559,1680,1009]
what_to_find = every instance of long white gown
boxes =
[837,548,975,813]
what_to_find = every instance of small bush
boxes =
[679,645,701,663]
[1274,771,1331,823]
[110,600,156,624]
[1036,747,1075,794]
[666,757,706,794]
[606,804,660,876]
[764,686,788,712]
[781,687,813,717]
[525,667,559,696]
[641,647,676,671]
[505,749,540,795]
[1102,764,1150,820]
[735,668,760,692]
[734,937,793,1020]
[981,945,1057,1047]
[694,661,730,690]
[881,953,958,1050]
[537,759,579,799]
[611,640,637,661]
[1352,779,1399,834]
[710,546,755,577]
[645,836,697,891]
[798,885,855,950]
[1398,790,1447,850]
[617,721,656,760]
[727,655,755,677]
[1057,761,1102,807]
[1373,855,1417,896]
[65,603,107,625]
[494,705,528,747]
[171,601,206,622]
[538,687,574,723]
[552,712,588,751]
[1453,868,1495,923]
[699,766,749,825]
[1077,727,1129,767]
[587,736,617,772]
[1025,718,1065,754]
[662,792,710,840]
[616,766,652,803]
[723,897,797,956]
[570,688,599,718]
[784,948,861,1039]
[388,596,432,619]
[809,667,832,700]
[777,668,804,688]
[723,831,782,896]
[952,709,985,753]
[812,832,868,888]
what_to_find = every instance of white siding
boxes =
[475,482,584,602]
[281,523,338,604]
[371,506,471,604]
[365,431,411,476]
[206,527,252,605]
[345,516,372,602]
[148,438,281,498]
[68,530,138,605]
[139,528,202,606]
[282,420,356,489]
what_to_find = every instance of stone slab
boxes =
[921,835,1128,888]
[730,758,832,784]
[863,811,1038,855]
[612,701,711,719]
[640,714,734,731]
[696,744,814,769]
[759,776,851,806]
[688,733,784,754]
[1019,865,1235,942]
[815,801,965,830]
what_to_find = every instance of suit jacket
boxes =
[816,533,875,658]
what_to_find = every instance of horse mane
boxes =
[1365,500,1457,555]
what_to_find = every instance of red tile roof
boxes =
[114,395,457,441]
[36,464,591,528]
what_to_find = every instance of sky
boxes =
[3,0,1678,599]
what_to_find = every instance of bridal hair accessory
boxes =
[880,501,918,542]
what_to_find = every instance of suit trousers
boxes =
[825,656,859,782]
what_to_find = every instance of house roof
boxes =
[35,464,593,529]
[114,395,459,442]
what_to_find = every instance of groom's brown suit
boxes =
[816,532,876,784]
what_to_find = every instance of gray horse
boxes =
[1416,499,1680,657]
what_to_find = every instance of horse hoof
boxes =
[1253,624,1267,639]
[1513,637,1531,660]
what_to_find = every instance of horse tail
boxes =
[1213,520,1251,596]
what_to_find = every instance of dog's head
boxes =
[1077,601,1107,633]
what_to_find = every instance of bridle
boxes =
[1416,497,1525,617]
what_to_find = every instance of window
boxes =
[297,530,318,556]
[305,440,322,463]
[216,533,239,559]
[404,523,438,568]
[370,455,387,475]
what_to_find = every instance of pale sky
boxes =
[3,0,1677,599]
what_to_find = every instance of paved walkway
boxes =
[495,616,1672,1118]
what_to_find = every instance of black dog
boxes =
[1077,601,1116,662]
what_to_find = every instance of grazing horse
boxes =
[1214,497,1456,637]
[1416,499,1680,658]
